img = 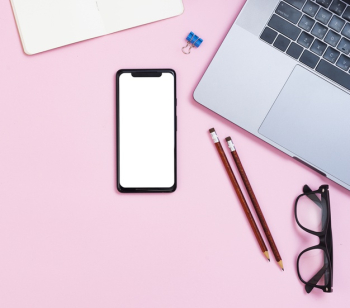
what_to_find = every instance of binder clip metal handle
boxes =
[182,41,192,54]
[182,32,203,55]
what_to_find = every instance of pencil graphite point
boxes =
[209,128,215,133]
[278,260,284,271]
[264,251,270,261]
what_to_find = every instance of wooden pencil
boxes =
[209,128,270,261]
[225,136,284,271]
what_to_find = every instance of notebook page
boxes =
[11,0,106,54]
[97,0,184,34]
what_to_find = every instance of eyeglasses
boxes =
[294,185,333,294]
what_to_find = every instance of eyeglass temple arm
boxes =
[305,264,327,293]
[304,185,328,228]
[303,185,323,208]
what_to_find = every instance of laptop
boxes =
[10,0,184,55]
[194,0,350,190]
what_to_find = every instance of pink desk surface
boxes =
[1,0,350,307]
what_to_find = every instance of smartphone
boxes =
[117,69,177,193]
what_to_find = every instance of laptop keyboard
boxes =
[260,0,350,90]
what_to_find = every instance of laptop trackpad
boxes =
[259,65,350,185]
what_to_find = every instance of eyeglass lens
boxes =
[296,193,327,232]
[299,248,330,286]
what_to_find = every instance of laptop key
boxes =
[287,42,304,58]
[299,15,315,31]
[315,8,332,24]
[341,23,350,38]
[343,7,350,22]
[300,50,320,68]
[268,15,301,40]
[276,2,302,24]
[323,46,340,63]
[298,31,314,48]
[336,54,350,71]
[329,0,346,16]
[316,0,332,8]
[337,37,350,54]
[285,0,306,10]
[316,59,350,90]
[260,27,278,44]
[274,34,291,51]
[329,15,345,32]
[324,30,341,46]
[302,1,320,17]
[311,22,328,39]
[310,39,327,55]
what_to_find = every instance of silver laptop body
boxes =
[194,0,350,190]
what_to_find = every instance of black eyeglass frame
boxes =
[294,184,333,294]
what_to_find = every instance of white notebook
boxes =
[10,0,184,55]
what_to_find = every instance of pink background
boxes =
[1,0,350,307]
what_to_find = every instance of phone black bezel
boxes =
[116,69,177,193]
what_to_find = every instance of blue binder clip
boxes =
[182,32,203,55]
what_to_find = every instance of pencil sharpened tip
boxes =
[209,128,215,133]
[268,259,270,262]
[263,251,270,261]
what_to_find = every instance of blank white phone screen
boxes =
[119,72,175,188]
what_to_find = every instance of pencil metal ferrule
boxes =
[209,128,219,143]
[227,139,236,152]
[210,131,219,143]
